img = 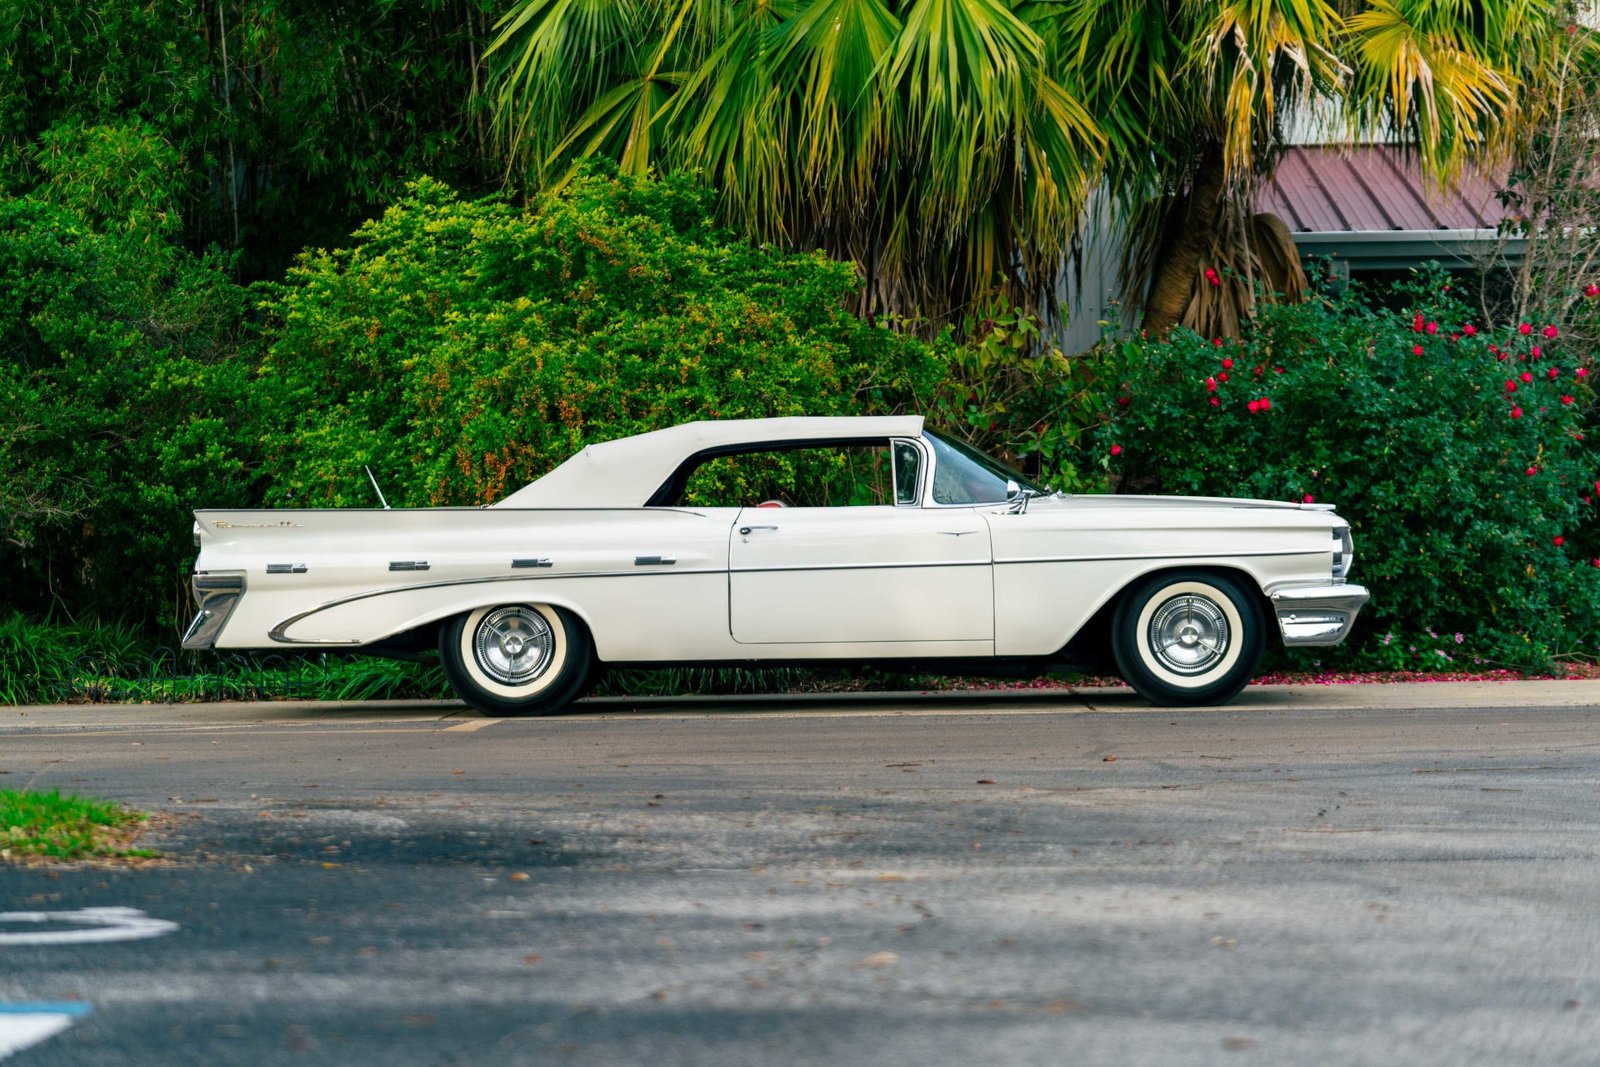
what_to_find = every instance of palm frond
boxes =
[485,0,651,182]
[1341,0,1520,180]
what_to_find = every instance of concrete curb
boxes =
[4,678,1599,728]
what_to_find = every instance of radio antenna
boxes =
[363,465,391,509]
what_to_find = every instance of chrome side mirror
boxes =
[1005,479,1029,514]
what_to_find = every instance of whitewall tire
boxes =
[439,604,592,716]
[1111,571,1264,707]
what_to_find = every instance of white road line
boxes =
[0,1003,91,1061]
[443,718,497,732]
[0,908,178,946]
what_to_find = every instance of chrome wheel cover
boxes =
[472,606,555,685]
[1148,594,1230,675]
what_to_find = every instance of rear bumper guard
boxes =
[181,572,246,650]
[1268,582,1370,647]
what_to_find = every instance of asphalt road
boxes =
[3,688,1600,1066]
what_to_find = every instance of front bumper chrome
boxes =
[1268,582,1370,647]
[181,572,246,650]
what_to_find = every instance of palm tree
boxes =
[483,0,1103,331]
[484,0,1576,338]
[1048,0,1576,338]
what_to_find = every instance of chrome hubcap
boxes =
[473,607,554,685]
[1149,594,1229,674]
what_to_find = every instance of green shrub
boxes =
[922,304,1105,494]
[257,168,946,507]
[1092,271,1600,669]
[0,157,262,635]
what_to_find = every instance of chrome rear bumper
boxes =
[1268,582,1369,647]
[181,572,246,650]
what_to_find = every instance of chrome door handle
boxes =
[738,525,779,535]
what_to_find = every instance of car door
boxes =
[728,504,994,645]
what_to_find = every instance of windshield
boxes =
[926,431,1050,505]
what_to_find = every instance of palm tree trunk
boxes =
[1142,145,1226,338]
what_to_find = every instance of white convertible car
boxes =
[184,416,1368,713]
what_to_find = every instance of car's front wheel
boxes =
[439,604,592,716]
[1111,571,1265,706]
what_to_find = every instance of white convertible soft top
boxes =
[493,415,926,508]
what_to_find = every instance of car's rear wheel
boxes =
[1111,571,1264,707]
[439,604,592,716]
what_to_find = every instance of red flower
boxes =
[1463,323,1478,336]
[1425,321,1438,335]
[1303,494,1315,504]
[1110,444,1123,457]
[1563,395,1577,405]
[1521,372,1534,383]
[1555,535,1566,546]
[1532,345,1543,359]
[1247,400,1261,413]
[1209,396,1220,408]
[1512,406,1524,418]
[1118,395,1132,407]
[1206,377,1218,393]
[1505,380,1518,393]
[1412,344,1424,356]
[1450,332,1461,341]
[1550,367,1561,380]
[1578,367,1589,379]
[1527,466,1539,476]
[1218,371,1229,382]
[1221,357,1234,369]
[1259,397,1272,411]
[1520,322,1534,335]
[1587,284,1600,298]
[1412,313,1424,332]
[1545,325,1560,339]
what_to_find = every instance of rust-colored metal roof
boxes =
[1259,145,1506,233]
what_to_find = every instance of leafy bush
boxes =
[1092,271,1600,669]
[0,1,496,276]
[257,168,946,507]
[923,304,1105,494]
[0,130,262,636]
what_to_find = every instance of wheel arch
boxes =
[270,580,605,656]
[1056,562,1274,661]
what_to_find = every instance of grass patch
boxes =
[1,613,452,704]
[0,789,158,861]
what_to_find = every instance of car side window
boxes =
[892,440,920,505]
[677,443,897,507]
